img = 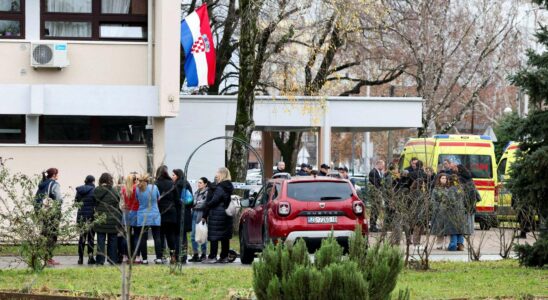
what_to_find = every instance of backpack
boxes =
[181,188,193,206]
[35,181,55,209]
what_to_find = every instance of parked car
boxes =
[238,176,368,264]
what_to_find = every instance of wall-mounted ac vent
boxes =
[30,42,69,68]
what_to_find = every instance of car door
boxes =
[247,184,272,245]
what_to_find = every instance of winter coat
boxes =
[175,178,193,233]
[93,185,122,234]
[430,186,468,235]
[193,187,209,222]
[121,185,139,227]
[135,184,161,227]
[205,180,234,241]
[458,175,481,214]
[156,176,179,225]
[296,170,308,176]
[75,183,96,222]
[457,175,479,235]
[35,179,63,208]
[368,168,384,189]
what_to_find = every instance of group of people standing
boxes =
[35,165,236,266]
[367,157,480,251]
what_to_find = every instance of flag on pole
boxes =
[181,4,216,87]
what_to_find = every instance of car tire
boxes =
[240,226,254,265]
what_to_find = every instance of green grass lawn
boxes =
[0,260,545,299]
[397,260,547,299]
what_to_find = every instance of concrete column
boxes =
[25,116,39,145]
[262,131,273,178]
[321,101,331,166]
[321,126,331,166]
[154,0,181,117]
[153,117,166,169]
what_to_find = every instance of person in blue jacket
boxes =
[134,173,163,264]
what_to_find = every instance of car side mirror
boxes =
[243,190,251,198]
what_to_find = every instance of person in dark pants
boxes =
[202,167,234,263]
[35,167,63,266]
[75,175,96,265]
[172,168,193,263]
[93,173,122,265]
[368,160,385,232]
[189,177,210,262]
[134,173,163,264]
[156,165,179,264]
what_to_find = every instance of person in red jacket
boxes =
[121,173,139,263]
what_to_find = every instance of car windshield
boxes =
[286,182,353,201]
[438,154,493,179]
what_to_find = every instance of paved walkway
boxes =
[0,229,537,269]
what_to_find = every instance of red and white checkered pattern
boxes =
[191,37,206,54]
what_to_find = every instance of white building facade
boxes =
[0,0,180,192]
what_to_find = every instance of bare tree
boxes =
[265,0,406,171]
[373,0,520,136]
[228,0,302,182]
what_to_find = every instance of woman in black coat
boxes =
[172,168,193,263]
[155,165,179,264]
[202,167,234,263]
[75,175,96,265]
[93,173,122,265]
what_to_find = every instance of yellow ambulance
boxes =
[495,142,519,220]
[399,134,498,229]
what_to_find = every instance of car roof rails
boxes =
[272,172,292,180]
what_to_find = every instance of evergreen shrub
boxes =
[252,226,404,300]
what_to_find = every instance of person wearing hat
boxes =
[319,164,330,176]
[296,163,309,176]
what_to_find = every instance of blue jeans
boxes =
[96,232,118,265]
[448,234,464,251]
[191,211,207,255]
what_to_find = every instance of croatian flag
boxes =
[181,5,216,87]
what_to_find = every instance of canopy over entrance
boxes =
[166,95,423,180]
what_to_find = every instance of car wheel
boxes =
[240,226,254,265]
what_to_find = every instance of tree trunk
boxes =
[228,0,260,183]
[273,132,302,175]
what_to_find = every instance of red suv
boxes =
[238,176,368,264]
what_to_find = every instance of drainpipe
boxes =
[145,0,154,174]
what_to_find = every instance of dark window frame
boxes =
[0,115,26,143]
[39,116,146,145]
[0,0,25,40]
[40,0,147,41]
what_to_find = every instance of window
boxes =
[41,0,147,40]
[0,115,25,143]
[287,182,353,202]
[0,0,24,39]
[497,158,507,182]
[438,154,493,179]
[40,116,146,144]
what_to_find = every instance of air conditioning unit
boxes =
[30,42,69,68]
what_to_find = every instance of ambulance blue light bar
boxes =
[433,134,450,139]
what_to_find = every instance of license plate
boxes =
[307,216,337,224]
